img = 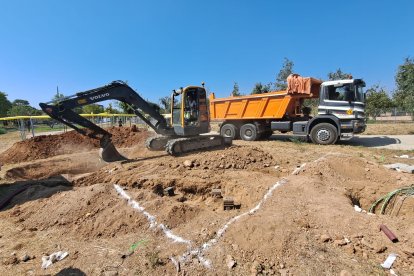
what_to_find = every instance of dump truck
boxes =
[209,74,366,145]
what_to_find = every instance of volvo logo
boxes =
[90,93,110,101]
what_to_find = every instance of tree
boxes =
[7,99,42,116]
[327,68,352,80]
[105,103,120,114]
[251,83,271,94]
[365,85,393,120]
[0,92,12,117]
[274,58,294,90]
[393,57,414,117]
[231,82,241,96]
[12,99,30,106]
[159,96,172,113]
[117,102,134,114]
[82,104,104,114]
[52,91,65,103]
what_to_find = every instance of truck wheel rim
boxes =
[225,129,232,136]
[317,129,330,141]
[245,129,253,137]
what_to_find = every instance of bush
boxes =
[0,128,6,135]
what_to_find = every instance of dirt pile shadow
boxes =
[0,175,72,211]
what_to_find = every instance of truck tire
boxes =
[220,123,238,140]
[240,123,258,141]
[310,123,338,145]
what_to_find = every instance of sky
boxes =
[0,0,413,108]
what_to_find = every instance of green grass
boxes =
[33,125,66,133]
[0,128,7,135]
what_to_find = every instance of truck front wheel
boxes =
[310,123,338,145]
[240,123,258,141]
[220,123,238,140]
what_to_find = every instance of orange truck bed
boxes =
[209,75,322,121]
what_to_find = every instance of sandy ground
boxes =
[363,122,414,135]
[0,128,414,275]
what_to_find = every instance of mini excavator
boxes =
[39,81,231,162]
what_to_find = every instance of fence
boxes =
[0,113,149,141]
[368,108,413,122]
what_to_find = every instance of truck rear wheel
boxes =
[240,123,258,141]
[310,123,338,145]
[220,123,238,140]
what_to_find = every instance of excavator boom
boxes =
[40,81,175,162]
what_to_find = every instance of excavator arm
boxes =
[39,81,174,162]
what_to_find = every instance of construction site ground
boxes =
[0,127,414,275]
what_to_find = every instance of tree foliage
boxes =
[251,83,271,95]
[327,68,352,80]
[117,102,134,114]
[231,82,241,96]
[7,99,42,116]
[52,91,65,103]
[0,92,12,117]
[105,102,120,114]
[365,85,393,120]
[82,104,104,114]
[158,96,172,113]
[393,57,414,115]
[274,58,294,90]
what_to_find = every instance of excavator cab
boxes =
[170,86,210,136]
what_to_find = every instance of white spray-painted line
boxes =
[172,178,289,269]
[292,163,306,175]
[114,184,191,245]
[116,155,333,271]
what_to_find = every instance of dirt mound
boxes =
[0,127,149,165]
[74,146,277,192]
[302,154,407,211]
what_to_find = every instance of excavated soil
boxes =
[0,126,148,165]
[1,134,414,275]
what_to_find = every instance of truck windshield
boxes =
[327,83,356,101]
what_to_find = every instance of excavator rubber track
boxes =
[146,136,176,151]
[165,135,231,156]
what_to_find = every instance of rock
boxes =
[339,270,353,276]
[321,234,331,243]
[2,256,19,265]
[375,246,387,254]
[365,168,370,172]
[226,255,236,269]
[344,245,355,254]
[183,160,193,168]
[21,254,31,262]
[352,233,364,239]
[334,239,348,246]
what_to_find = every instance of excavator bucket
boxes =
[99,142,127,162]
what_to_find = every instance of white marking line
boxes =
[179,178,288,268]
[114,185,191,245]
[115,158,319,270]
